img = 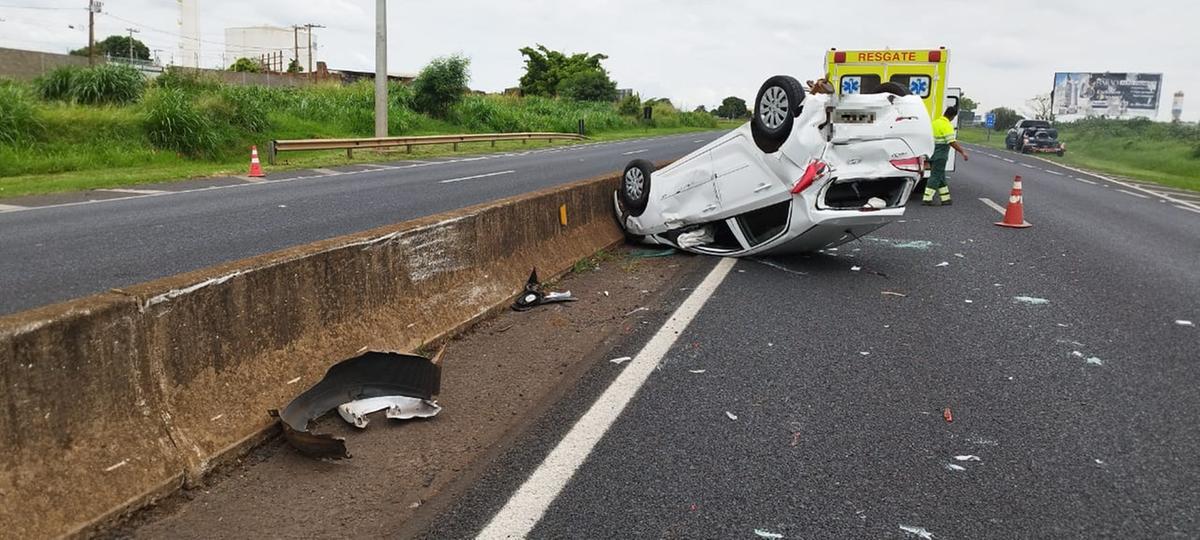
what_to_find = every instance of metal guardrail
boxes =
[268,132,588,164]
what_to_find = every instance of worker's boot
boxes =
[938,187,952,206]
[922,187,937,206]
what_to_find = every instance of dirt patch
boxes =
[111,247,702,539]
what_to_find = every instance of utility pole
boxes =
[292,25,300,70]
[374,0,387,137]
[125,28,140,60]
[304,23,325,77]
[87,0,99,66]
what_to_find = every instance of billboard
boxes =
[1052,72,1162,121]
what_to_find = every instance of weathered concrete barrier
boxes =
[0,173,623,539]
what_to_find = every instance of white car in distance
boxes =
[615,75,934,256]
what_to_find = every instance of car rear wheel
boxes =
[751,75,804,154]
[618,159,654,217]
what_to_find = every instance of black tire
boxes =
[1056,150,1065,157]
[868,81,912,96]
[619,159,654,217]
[1021,146,1032,155]
[750,75,804,153]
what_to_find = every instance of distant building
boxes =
[225,25,316,71]
[616,88,635,100]
[178,0,201,68]
[1172,91,1184,122]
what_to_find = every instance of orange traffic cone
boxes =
[995,175,1031,228]
[247,145,265,178]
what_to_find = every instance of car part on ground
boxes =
[512,268,578,311]
[337,396,441,429]
[271,351,442,459]
[614,74,934,257]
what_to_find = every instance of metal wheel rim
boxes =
[624,168,645,200]
[759,86,789,130]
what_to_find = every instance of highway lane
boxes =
[427,147,1200,537]
[0,131,725,315]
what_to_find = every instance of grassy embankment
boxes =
[0,67,732,199]
[959,119,1200,192]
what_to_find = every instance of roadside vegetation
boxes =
[0,47,723,199]
[959,118,1200,192]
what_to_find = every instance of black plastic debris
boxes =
[270,351,441,459]
[511,268,577,311]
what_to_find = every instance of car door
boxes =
[656,151,719,225]
[709,133,787,218]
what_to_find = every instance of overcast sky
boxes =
[2,0,1197,120]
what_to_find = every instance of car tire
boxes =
[619,159,654,217]
[1056,150,1065,157]
[870,81,912,96]
[1021,146,1032,155]
[750,75,804,154]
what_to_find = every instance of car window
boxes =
[1024,120,1050,128]
[888,74,931,98]
[735,201,790,247]
[839,75,881,95]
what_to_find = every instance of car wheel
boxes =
[619,159,653,217]
[750,75,804,154]
[1056,150,1065,157]
[1021,146,1032,154]
[870,81,912,96]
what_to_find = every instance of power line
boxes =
[0,4,85,10]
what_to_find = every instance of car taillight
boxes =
[833,51,846,63]
[890,156,923,173]
[928,50,942,62]
[792,160,828,194]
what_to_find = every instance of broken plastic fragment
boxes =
[944,463,965,472]
[609,356,632,365]
[1176,320,1194,326]
[881,291,907,298]
[943,408,953,423]
[899,525,934,539]
[676,226,715,248]
[271,352,441,459]
[337,396,441,429]
[1013,296,1050,305]
[935,261,949,267]
[863,197,886,210]
[754,529,784,539]
[1085,356,1103,366]
[859,351,870,356]
[954,253,965,258]
[512,268,578,311]
[1071,351,1084,358]
[725,411,738,421]
[954,455,982,462]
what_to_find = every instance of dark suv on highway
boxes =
[1006,119,1065,156]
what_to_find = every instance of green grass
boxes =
[0,74,729,199]
[959,124,1200,192]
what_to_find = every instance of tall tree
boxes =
[413,54,471,118]
[958,95,978,112]
[1025,93,1054,121]
[716,96,748,119]
[518,44,618,102]
[989,107,1021,131]
[70,34,149,60]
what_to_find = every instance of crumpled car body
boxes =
[614,76,934,256]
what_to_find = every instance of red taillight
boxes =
[833,51,846,63]
[928,50,942,62]
[890,156,923,173]
[792,160,827,194]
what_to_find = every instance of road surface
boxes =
[0,132,724,315]
[123,143,1200,538]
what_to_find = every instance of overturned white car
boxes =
[615,75,934,256]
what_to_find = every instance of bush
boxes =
[616,94,641,116]
[72,64,145,105]
[155,68,222,93]
[219,85,272,133]
[33,66,80,102]
[141,87,218,157]
[0,82,42,145]
[413,54,470,118]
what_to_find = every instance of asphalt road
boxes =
[426,146,1200,538]
[0,132,724,315]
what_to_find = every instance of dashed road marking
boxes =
[310,168,340,176]
[621,148,649,155]
[1072,176,1098,185]
[477,258,738,539]
[1020,163,1036,169]
[693,139,705,143]
[1115,189,1150,200]
[1003,158,1015,163]
[1047,170,1063,176]
[1176,205,1200,214]
[438,170,516,184]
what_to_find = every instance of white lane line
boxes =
[437,170,516,184]
[477,258,738,539]
[979,197,1007,216]
[1072,176,1098,185]
[98,188,167,195]
[1115,189,1150,199]
[1020,163,1036,169]
[0,203,27,212]
[1024,155,1200,212]
[1047,170,1063,176]
[621,148,649,155]
[309,168,340,176]
[693,139,705,143]
[357,163,399,170]
[1003,158,1015,163]
[1176,205,1200,214]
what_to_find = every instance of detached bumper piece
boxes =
[271,352,441,459]
[512,268,577,311]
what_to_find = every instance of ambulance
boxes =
[825,47,962,176]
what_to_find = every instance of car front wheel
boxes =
[750,75,804,154]
[618,159,654,217]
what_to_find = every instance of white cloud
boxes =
[1,0,1196,120]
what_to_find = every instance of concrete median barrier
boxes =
[0,172,624,539]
